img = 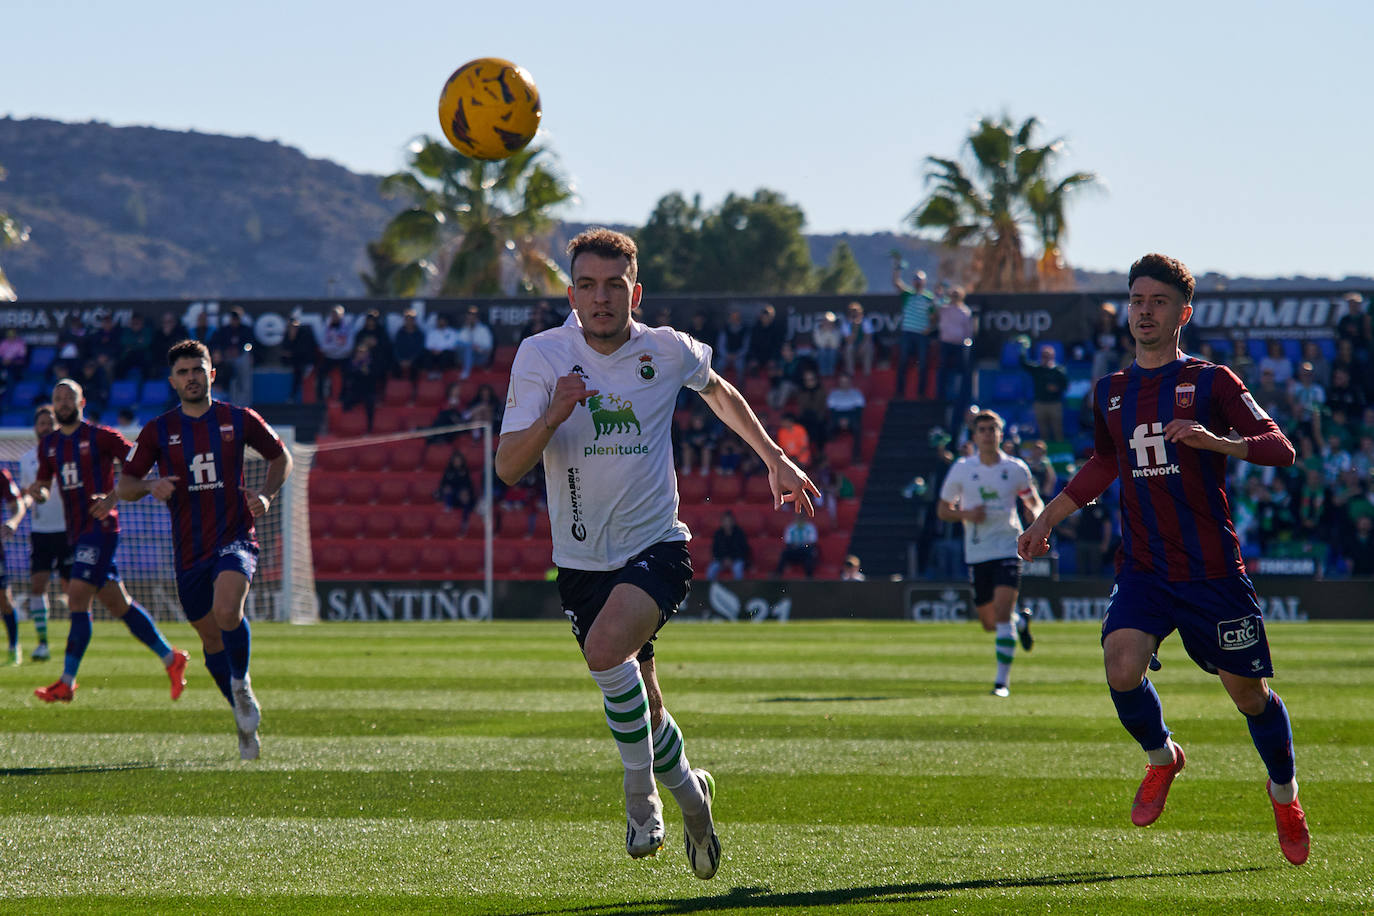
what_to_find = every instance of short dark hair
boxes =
[972,409,1005,431]
[567,227,637,285]
[168,338,211,367]
[1128,253,1195,303]
[34,404,54,422]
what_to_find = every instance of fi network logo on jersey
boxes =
[1128,422,1181,478]
[188,452,224,492]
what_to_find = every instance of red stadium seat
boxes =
[423,444,452,472]
[313,540,350,577]
[417,544,454,575]
[411,474,442,503]
[315,449,352,473]
[764,508,792,538]
[430,509,466,539]
[310,473,346,505]
[372,410,406,435]
[364,510,399,539]
[333,410,368,438]
[348,544,386,576]
[340,479,376,506]
[743,376,770,402]
[384,542,418,575]
[415,379,447,406]
[309,508,334,539]
[837,500,860,531]
[355,447,389,473]
[744,475,774,504]
[331,511,364,539]
[377,476,411,505]
[528,512,551,540]
[844,465,869,494]
[710,475,743,502]
[383,378,413,406]
[521,543,553,576]
[677,474,710,504]
[732,505,765,537]
[824,439,853,470]
[397,509,432,539]
[752,541,782,576]
[821,533,850,563]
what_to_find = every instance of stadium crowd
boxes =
[1,289,1370,579]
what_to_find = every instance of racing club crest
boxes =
[637,354,656,381]
[1175,383,1195,409]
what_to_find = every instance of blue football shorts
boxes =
[176,539,260,623]
[1101,568,1274,678]
[71,531,120,588]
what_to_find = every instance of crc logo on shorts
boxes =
[219,539,253,562]
[75,545,99,567]
[1217,616,1260,650]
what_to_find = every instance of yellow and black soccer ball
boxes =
[438,57,541,160]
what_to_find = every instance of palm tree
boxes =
[1027,170,1100,291]
[0,162,28,301]
[906,115,1098,292]
[366,137,575,297]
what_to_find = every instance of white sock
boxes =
[1270,777,1298,805]
[590,660,655,793]
[1147,739,1177,767]
[995,622,1016,685]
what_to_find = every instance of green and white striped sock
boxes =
[652,710,692,788]
[995,621,1016,686]
[30,593,48,645]
[590,660,654,794]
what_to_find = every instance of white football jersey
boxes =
[502,318,712,571]
[938,453,1034,564]
[20,445,66,534]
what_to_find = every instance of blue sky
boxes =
[6,0,1369,279]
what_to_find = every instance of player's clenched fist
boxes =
[543,373,599,429]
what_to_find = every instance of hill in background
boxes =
[1,118,1367,301]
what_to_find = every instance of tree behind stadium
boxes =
[364,137,574,297]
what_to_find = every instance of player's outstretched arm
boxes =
[698,370,820,514]
[495,372,597,486]
[1018,490,1083,560]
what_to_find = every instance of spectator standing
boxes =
[1336,292,1372,361]
[678,412,719,476]
[518,302,558,343]
[842,301,875,377]
[0,329,27,389]
[812,311,842,376]
[280,317,319,403]
[56,315,88,366]
[686,310,718,352]
[715,310,750,380]
[437,449,479,533]
[148,312,191,377]
[1258,340,1294,386]
[776,515,819,578]
[210,307,256,405]
[454,306,495,379]
[776,413,812,468]
[1347,516,1374,575]
[357,310,394,381]
[392,310,426,385]
[892,265,934,399]
[1089,302,1125,382]
[706,511,751,581]
[191,312,213,343]
[317,305,355,400]
[1023,439,1058,503]
[466,382,504,431]
[424,314,460,373]
[88,312,121,361]
[794,368,829,452]
[1020,343,1069,441]
[1300,341,1331,389]
[1288,361,1326,442]
[116,313,154,379]
[825,372,866,462]
[745,305,785,376]
[340,340,379,432]
[766,341,804,410]
[937,286,976,428]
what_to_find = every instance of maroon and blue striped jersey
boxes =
[36,421,130,543]
[123,401,285,571]
[1064,357,1292,581]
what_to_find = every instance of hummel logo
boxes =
[169,434,181,446]
[635,561,649,570]
[1109,395,1122,411]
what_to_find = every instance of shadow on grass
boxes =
[513,866,1267,915]
[0,761,194,776]
[760,697,898,703]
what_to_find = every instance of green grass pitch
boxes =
[1,618,1370,915]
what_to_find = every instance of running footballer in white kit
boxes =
[496,228,817,880]
[938,409,1043,696]
[20,404,69,662]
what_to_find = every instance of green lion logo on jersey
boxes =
[586,393,642,440]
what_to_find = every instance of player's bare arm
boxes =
[1161,419,1249,458]
[244,450,294,518]
[24,479,49,503]
[698,370,819,515]
[2,498,25,536]
[938,500,986,524]
[1018,491,1084,560]
[1019,485,1045,518]
[495,372,598,486]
